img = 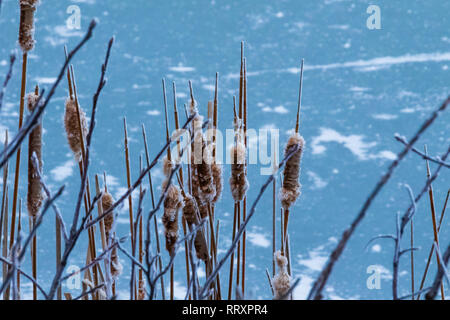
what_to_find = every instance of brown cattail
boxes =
[211,163,223,203]
[279,133,304,210]
[27,91,43,217]
[229,119,249,201]
[272,251,290,300]
[191,114,216,203]
[101,191,122,280]
[19,0,39,52]
[64,98,87,161]
[182,194,208,262]
[162,157,184,256]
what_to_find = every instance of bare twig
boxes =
[0,53,16,111]
[395,135,450,169]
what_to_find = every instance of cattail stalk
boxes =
[425,147,445,300]
[417,189,449,299]
[142,125,166,299]
[68,65,100,297]
[280,59,305,251]
[10,0,39,262]
[27,87,42,300]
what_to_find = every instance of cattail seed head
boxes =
[19,0,39,52]
[211,163,223,203]
[162,180,184,256]
[279,133,304,211]
[27,92,43,218]
[229,141,249,201]
[64,98,87,161]
[272,251,291,300]
[182,194,209,262]
[101,191,114,239]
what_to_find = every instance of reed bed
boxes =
[0,2,449,302]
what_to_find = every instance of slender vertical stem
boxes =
[228,202,238,299]
[417,189,449,299]
[141,125,165,300]
[295,59,304,134]
[425,146,445,300]
[123,118,134,248]
[10,53,28,252]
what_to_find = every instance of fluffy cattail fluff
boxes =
[182,194,208,262]
[279,133,304,210]
[162,157,184,256]
[101,192,114,240]
[27,92,43,218]
[64,98,88,161]
[191,114,216,203]
[211,162,223,203]
[229,119,249,201]
[19,0,39,52]
[101,191,122,280]
[272,251,291,300]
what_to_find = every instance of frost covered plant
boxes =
[26,91,43,218]
[182,193,208,262]
[229,118,249,201]
[101,191,122,280]
[279,132,304,211]
[272,251,291,300]
[162,156,184,256]
[190,100,216,204]
[18,0,39,52]
[64,98,88,161]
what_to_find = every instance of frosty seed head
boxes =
[64,98,88,161]
[19,0,39,52]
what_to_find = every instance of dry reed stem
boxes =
[141,125,166,300]
[425,148,445,300]
[417,189,449,299]
[272,251,290,300]
[18,0,38,52]
[9,51,28,264]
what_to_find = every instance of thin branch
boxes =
[395,135,450,169]
[0,53,16,111]
[307,96,450,300]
